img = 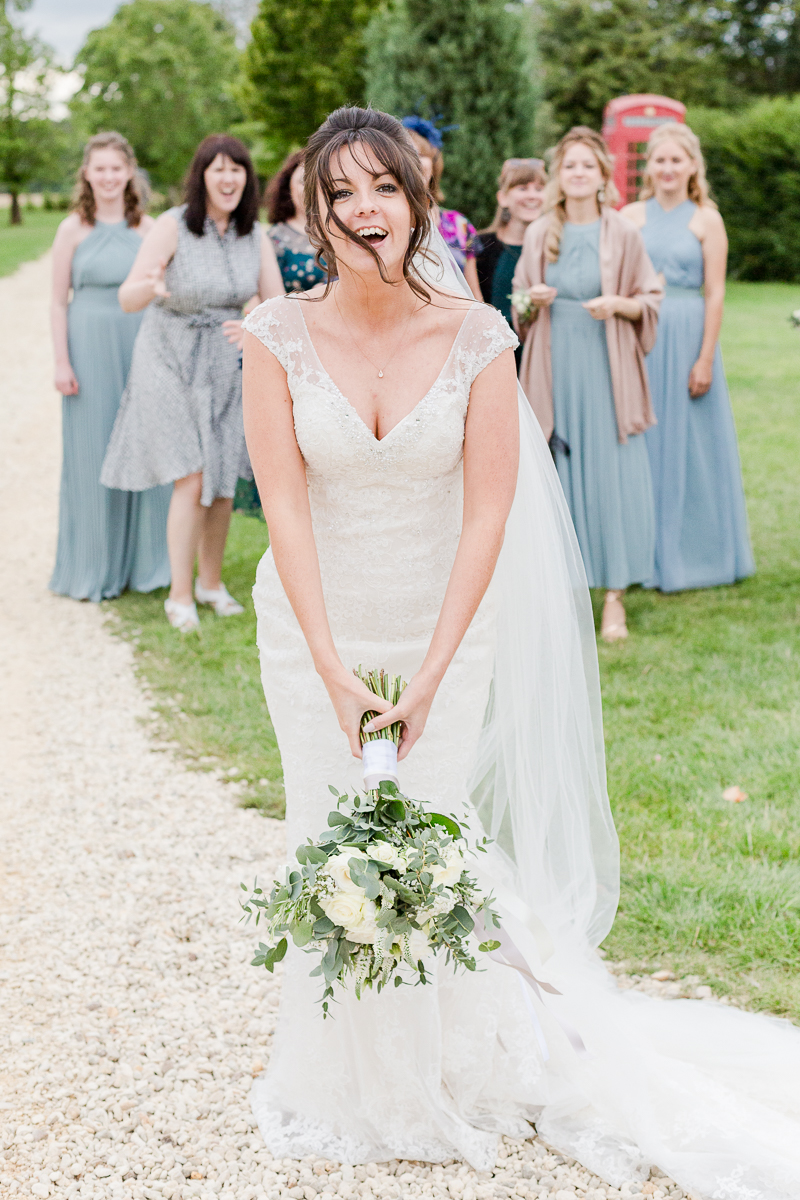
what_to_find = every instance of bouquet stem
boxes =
[355,667,405,747]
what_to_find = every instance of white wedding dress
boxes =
[243,257,800,1198]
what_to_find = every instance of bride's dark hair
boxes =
[304,106,435,303]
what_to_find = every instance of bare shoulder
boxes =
[620,201,646,229]
[693,204,726,233]
[54,211,89,249]
[135,213,157,236]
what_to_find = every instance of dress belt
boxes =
[664,285,703,298]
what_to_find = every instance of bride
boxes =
[242,107,800,1196]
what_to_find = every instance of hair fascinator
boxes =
[400,115,445,151]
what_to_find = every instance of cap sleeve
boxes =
[457,304,519,387]
[242,295,297,374]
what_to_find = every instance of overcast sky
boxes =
[17,0,123,65]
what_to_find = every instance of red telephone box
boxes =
[602,95,686,207]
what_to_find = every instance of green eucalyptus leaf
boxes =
[479,939,501,953]
[450,906,474,936]
[429,813,462,838]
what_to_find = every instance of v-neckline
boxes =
[293,298,475,444]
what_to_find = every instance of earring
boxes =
[501,207,510,223]
[597,187,606,204]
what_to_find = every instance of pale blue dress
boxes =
[50,221,171,602]
[641,198,754,591]
[547,221,655,589]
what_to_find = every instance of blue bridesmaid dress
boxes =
[547,221,655,590]
[640,198,754,592]
[50,221,171,602]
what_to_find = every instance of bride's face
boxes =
[323,143,413,280]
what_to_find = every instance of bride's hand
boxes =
[362,673,437,762]
[323,669,394,759]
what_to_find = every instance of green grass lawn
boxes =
[0,209,62,277]
[108,282,800,1017]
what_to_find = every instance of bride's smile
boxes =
[324,144,417,279]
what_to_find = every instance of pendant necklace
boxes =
[334,286,418,379]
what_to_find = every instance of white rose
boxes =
[370,841,402,868]
[407,927,431,961]
[430,844,464,887]
[322,849,367,894]
[344,899,381,944]
[320,890,367,929]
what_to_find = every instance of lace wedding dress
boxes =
[244,263,800,1197]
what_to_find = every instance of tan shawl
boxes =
[514,207,663,443]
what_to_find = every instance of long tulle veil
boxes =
[415,228,619,952]
[414,230,800,1198]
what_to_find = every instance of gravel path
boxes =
[0,254,688,1200]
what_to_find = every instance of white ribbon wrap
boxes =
[361,738,399,790]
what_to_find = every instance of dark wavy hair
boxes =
[183,135,259,237]
[265,150,304,224]
[303,106,435,303]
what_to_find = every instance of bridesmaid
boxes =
[401,116,483,299]
[50,132,171,601]
[514,127,662,641]
[622,123,754,591]
[101,135,284,633]
[265,151,326,292]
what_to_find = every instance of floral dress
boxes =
[438,209,479,272]
[268,222,326,293]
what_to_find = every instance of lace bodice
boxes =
[243,295,517,639]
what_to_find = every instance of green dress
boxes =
[50,221,171,602]
[546,221,654,589]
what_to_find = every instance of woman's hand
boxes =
[322,668,394,759]
[55,364,79,395]
[584,294,643,321]
[144,258,170,301]
[583,294,621,320]
[222,318,244,349]
[527,283,558,309]
[689,357,713,397]
[362,671,439,762]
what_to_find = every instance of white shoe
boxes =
[164,598,200,632]
[194,580,244,617]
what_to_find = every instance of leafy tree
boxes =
[70,0,242,190]
[535,0,741,133]
[0,0,59,224]
[240,0,381,171]
[364,0,537,229]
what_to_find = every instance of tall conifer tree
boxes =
[364,0,536,229]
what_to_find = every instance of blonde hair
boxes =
[640,122,716,208]
[542,126,618,262]
[71,131,148,227]
[405,128,445,204]
[487,158,547,233]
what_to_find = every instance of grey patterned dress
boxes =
[101,205,261,507]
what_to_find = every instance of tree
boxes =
[535,0,741,133]
[70,0,242,190]
[0,0,59,224]
[364,0,537,229]
[240,0,381,171]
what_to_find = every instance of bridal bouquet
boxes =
[510,288,536,323]
[241,670,501,1016]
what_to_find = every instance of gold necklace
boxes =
[334,286,418,379]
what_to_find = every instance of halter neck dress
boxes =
[640,198,754,591]
[50,221,170,602]
[546,221,655,589]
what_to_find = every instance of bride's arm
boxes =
[366,347,519,760]
[242,331,392,757]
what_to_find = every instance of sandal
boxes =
[194,580,244,617]
[164,598,200,633]
[601,591,628,643]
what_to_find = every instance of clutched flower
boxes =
[320,890,370,930]
[510,289,535,321]
[343,899,381,945]
[369,840,404,869]
[321,849,368,894]
[430,844,464,887]
[420,888,457,918]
